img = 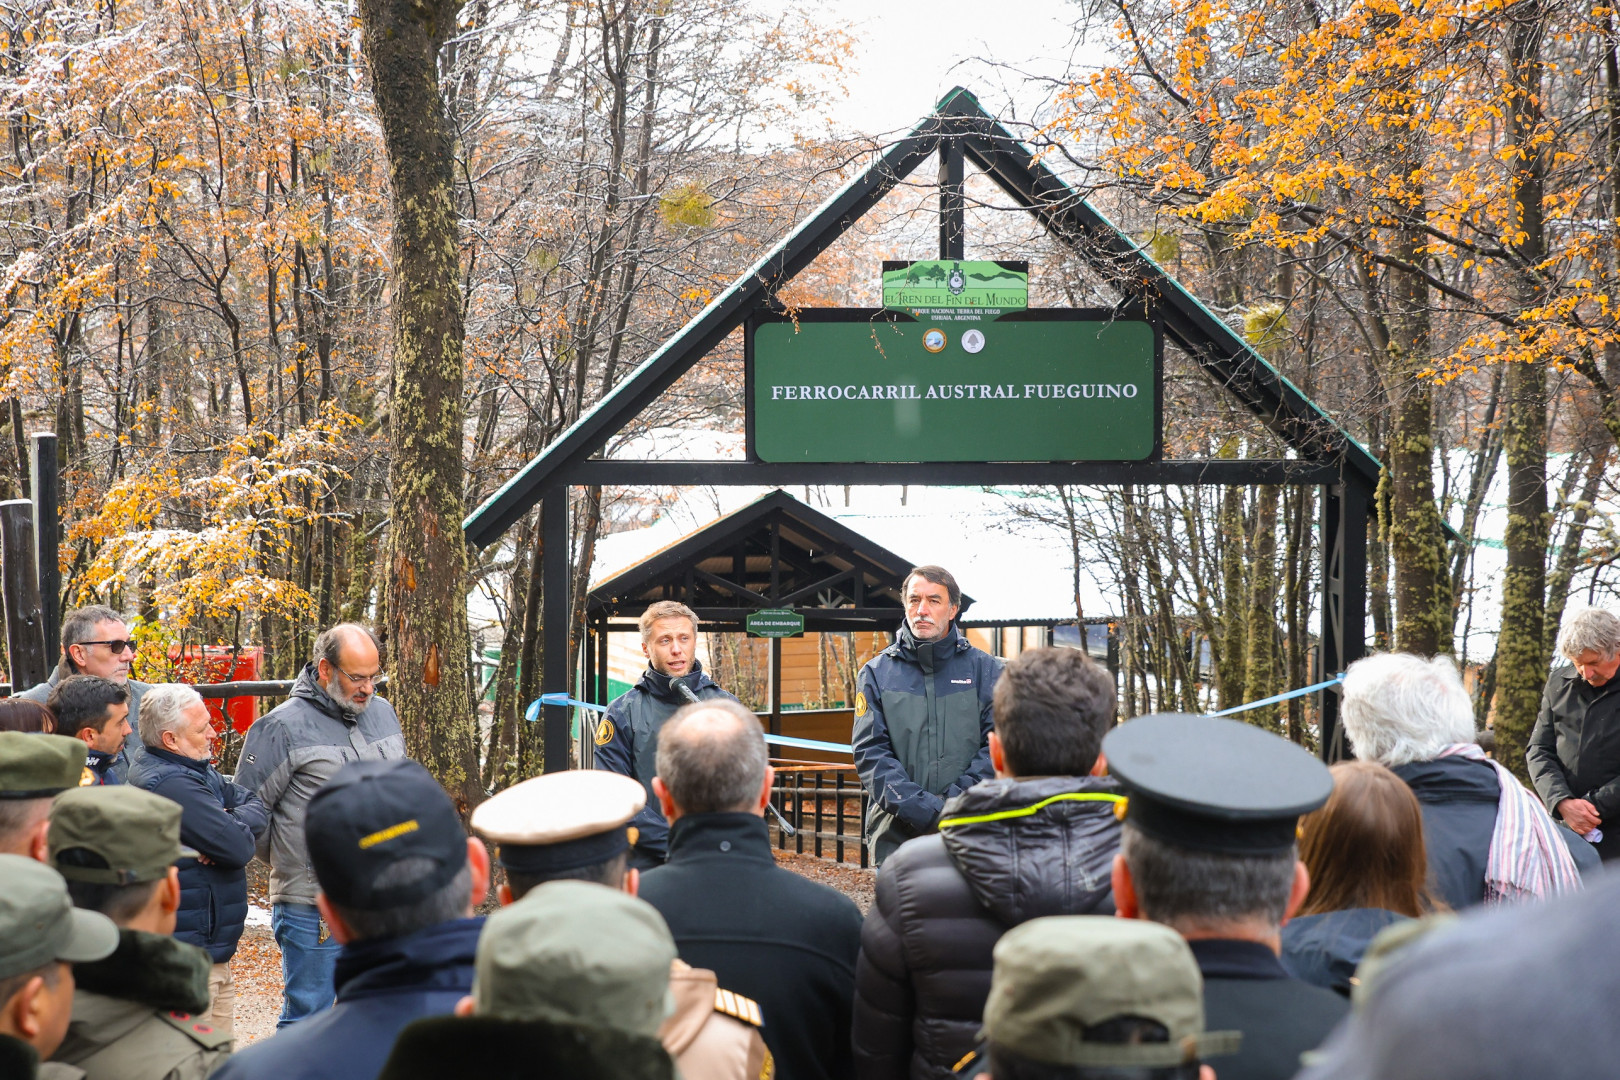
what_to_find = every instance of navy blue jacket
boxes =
[593,661,735,861]
[852,623,1001,865]
[129,746,268,962]
[1282,908,1408,996]
[1390,756,1600,910]
[212,916,483,1080]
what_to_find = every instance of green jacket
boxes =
[51,931,231,1080]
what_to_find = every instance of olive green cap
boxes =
[1351,913,1457,1008]
[48,787,198,885]
[0,733,88,798]
[0,854,119,979]
[474,880,675,1037]
[983,916,1241,1068]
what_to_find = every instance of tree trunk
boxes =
[1217,447,1248,709]
[357,0,481,809]
[1243,485,1281,732]
[1495,0,1551,779]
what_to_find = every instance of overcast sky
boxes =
[814,0,1112,138]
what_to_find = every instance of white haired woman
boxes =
[1341,652,1595,908]
[1528,607,1620,862]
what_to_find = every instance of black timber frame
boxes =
[465,87,1377,770]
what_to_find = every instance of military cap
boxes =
[306,759,468,910]
[0,854,119,979]
[1102,713,1333,855]
[474,879,675,1038]
[49,786,198,884]
[0,732,88,798]
[471,769,645,876]
[984,916,1240,1068]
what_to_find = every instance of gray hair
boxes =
[1557,608,1620,661]
[329,861,471,942]
[1340,652,1475,767]
[61,605,126,649]
[655,700,767,814]
[138,683,205,749]
[314,623,382,667]
[1120,825,1296,931]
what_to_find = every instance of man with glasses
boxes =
[19,606,150,781]
[236,623,405,1028]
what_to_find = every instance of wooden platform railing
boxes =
[769,761,868,868]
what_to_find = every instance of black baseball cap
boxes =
[306,759,468,910]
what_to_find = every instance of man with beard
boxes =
[236,623,405,1027]
[853,566,1003,866]
[593,601,738,868]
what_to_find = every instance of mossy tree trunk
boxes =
[1243,485,1281,733]
[1495,1,1551,779]
[356,0,482,809]
[1216,448,1248,710]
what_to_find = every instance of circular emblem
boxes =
[922,328,947,353]
[594,718,616,746]
[854,692,868,717]
[961,329,985,354]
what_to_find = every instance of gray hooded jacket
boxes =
[234,663,406,904]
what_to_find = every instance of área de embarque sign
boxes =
[746,609,805,638]
[747,311,1159,464]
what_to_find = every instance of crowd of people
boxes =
[2,577,1620,1080]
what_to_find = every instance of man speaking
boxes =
[593,601,737,868]
[853,565,1003,865]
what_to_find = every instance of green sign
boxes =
[748,311,1158,463]
[882,260,1028,320]
[746,609,805,638]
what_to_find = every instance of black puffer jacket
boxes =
[851,775,1124,1080]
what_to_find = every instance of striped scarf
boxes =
[1436,743,1583,904]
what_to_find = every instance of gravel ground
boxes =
[230,850,876,1051]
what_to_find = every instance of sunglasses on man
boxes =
[75,639,137,655]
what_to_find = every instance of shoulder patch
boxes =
[714,987,763,1027]
[594,718,616,746]
[158,1010,233,1050]
[854,692,867,718]
[80,766,95,787]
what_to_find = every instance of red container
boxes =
[166,646,264,734]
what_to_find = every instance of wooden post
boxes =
[770,636,782,736]
[30,433,59,660]
[0,500,49,691]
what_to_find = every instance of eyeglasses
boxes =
[76,639,137,656]
[339,668,384,688]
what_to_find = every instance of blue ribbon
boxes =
[1205,675,1344,718]
[529,693,855,754]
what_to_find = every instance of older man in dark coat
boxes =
[1529,607,1620,861]
[638,700,864,1080]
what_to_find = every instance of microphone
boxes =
[670,674,795,837]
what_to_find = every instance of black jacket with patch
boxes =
[852,775,1124,1080]
[592,661,736,861]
